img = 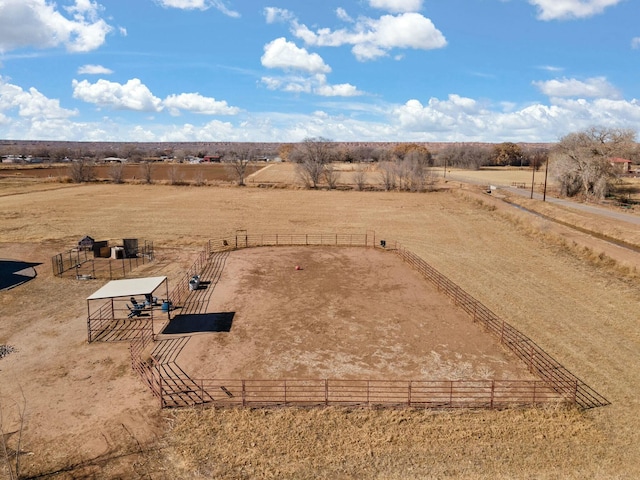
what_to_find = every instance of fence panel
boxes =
[392,243,608,409]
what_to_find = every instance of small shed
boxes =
[86,276,169,342]
[78,235,95,251]
[609,157,632,173]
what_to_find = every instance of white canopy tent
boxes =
[87,276,168,300]
[86,276,170,342]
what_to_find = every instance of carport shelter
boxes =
[86,276,169,342]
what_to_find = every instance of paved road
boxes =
[503,186,640,226]
[443,171,640,226]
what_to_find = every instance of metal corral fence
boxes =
[208,232,374,251]
[87,300,164,343]
[392,243,609,410]
[167,248,212,308]
[159,378,565,409]
[130,325,162,400]
[52,241,154,280]
[132,232,608,410]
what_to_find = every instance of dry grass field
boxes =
[1,167,640,479]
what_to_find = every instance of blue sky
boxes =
[0,0,639,143]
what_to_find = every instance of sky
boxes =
[0,0,639,144]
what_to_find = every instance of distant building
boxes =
[101,157,127,163]
[78,235,95,251]
[609,157,632,173]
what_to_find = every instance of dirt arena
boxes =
[169,246,534,381]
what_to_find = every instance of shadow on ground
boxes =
[161,312,235,334]
[0,259,41,291]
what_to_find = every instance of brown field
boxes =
[1,171,640,479]
[0,162,263,184]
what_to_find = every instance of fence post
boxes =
[242,380,246,407]
[325,379,329,406]
[159,367,163,408]
[408,381,412,407]
[449,381,453,407]
[490,380,495,409]
[367,380,370,407]
[529,344,535,373]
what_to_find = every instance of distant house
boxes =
[202,155,221,163]
[101,157,127,163]
[609,158,632,173]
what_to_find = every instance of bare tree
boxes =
[291,137,335,188]
[140,161,153,184]
[378,161,397,191]
[551,126,636,199]
[68,160,95,183]
[353,164,368,191]
[108,162,125,184]
[404,150,429,192]
[192,169,207,186]
[323,163,339,189]
[377,147,431,192]
[167,164,184,185]
[224,148,254,186]
[438,144,491,170]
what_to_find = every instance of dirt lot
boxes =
[1,175,640,478]
[175,247,533,381]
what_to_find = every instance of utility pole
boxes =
[530,157,536,199]
[543,158,549,202]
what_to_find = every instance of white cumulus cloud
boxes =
[163,92,240,116]
[72,78,240,116]
[77,64,113,75]
[264,7,294,23]
[0,75,78,120]
[632,37,640,49]
[261,37,331,74]
[336,8,354,22]
[315,83,362,97]
[391,93,640,142]
[529,0,623,20]
[368,0,423,13]
[533,77,621,99]
[155,0,240,17]
[261,72,363,97]
[0,0,113,53]
[292,12,446,61]
[72,78,164,112]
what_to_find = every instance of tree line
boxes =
[3,126,638,199]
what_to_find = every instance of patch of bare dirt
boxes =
[173,247,533,382]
